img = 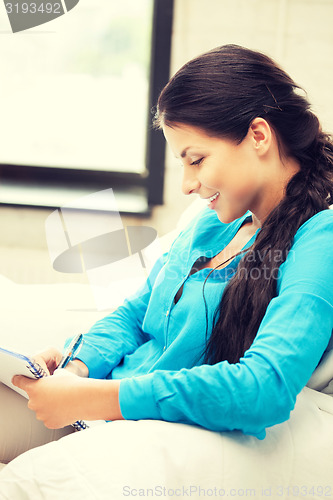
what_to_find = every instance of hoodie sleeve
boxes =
[63,251,168,379]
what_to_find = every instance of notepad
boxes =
[0,346,88,431]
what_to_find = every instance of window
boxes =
[0,0,174,214]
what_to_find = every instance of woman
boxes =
[1,44,333,488]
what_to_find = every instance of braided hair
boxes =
[154,44,333,364]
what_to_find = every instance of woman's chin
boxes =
[215,207,250,225]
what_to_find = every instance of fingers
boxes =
[12,374,35,393]
[32,347,63,375]
[31,356,50,376]
[49,348,63,367]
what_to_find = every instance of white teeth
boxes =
[208,192,219,203]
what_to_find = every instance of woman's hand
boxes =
[12,370,84,428]
[31,347,89,377]
[11,371,123,429]
[31,347,62,376]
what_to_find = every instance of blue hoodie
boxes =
[65,207,333,439]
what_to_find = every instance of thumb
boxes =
[12,375,35,391]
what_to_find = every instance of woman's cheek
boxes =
[231,173,259,200]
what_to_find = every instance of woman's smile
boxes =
[202,191,220,209]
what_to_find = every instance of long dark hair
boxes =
[154,44,333,364]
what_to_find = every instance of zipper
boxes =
[163,213,253,350]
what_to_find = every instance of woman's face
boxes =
[163,122,264,225]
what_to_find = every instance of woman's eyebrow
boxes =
[180,147,190,158]
[176,146,204,159]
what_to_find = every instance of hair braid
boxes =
[204,120,333,364]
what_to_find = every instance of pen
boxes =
[56,333,89,431]
[58,333,84,370]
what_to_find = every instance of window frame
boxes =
[0,0,174,215]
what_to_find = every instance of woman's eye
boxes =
[190,157,204,166]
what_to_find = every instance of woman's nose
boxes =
[181,169,200,195]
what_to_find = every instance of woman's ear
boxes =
[249,117,272,155]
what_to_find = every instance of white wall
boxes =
[170,0,333,131]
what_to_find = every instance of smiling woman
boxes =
[154,43,333,364]
[1,43,333,496]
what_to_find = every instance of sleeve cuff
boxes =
[74,348,108,379]
[63,337,115,379]
[119,374,161,421]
